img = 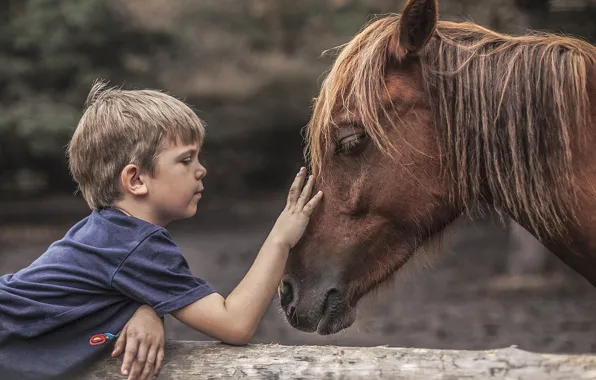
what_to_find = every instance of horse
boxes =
[280,0,596,336]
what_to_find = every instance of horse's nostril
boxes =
[280,281,292,297]
[279,278,295,309]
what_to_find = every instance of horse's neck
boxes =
[571,59,596,246]
[588,58,596,141]
[507,60,596,287]
[512,207,596,288]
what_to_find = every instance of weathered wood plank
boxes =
[82,341,596,379]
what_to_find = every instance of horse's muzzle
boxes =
[280,276,355,334]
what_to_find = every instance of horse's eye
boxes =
[336,132,367,155]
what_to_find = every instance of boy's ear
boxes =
[120,164,148,196]
[391,0,438,59]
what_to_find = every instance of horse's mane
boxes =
[307,14,596,239]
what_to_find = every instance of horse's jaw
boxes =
[317,216,466,335]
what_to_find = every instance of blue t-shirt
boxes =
[0,208,215,380]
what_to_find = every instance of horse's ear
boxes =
[391,0,438,59]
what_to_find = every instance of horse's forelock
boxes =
[307,15,401,176]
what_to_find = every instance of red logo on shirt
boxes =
[89,332,117,346]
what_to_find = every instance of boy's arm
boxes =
[172,237,289,345]
[171,168,322,345]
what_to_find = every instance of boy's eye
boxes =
[182,157,192,163]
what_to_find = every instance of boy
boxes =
[0,81,323,380]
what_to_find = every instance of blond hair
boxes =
[68,80,205,210]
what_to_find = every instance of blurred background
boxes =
[1,0,595,354]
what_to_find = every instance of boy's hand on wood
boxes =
[270,167,323,250]
[112,305,165,380]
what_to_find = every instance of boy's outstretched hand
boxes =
[112,305,165,380]
[270,167,323,250]
[168,167,323,347]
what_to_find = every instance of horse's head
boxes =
[282,0,595,334]
[280,0,460,335]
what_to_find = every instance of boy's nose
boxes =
[197,164,207,179]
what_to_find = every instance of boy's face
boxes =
[144,140,206,225]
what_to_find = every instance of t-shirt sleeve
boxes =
[111,229,215,317]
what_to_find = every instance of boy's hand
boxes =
[112,305,165,380]
[270,167,323,249]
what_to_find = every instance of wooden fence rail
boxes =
[83,341,596,379]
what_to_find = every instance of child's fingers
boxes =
[138,345,158,380]
[302,191,324,216]
[128,360,143,380]
[287,167,306,206]
[129,342,149,380]
[112,329,127,357]
[120,336,139,376]
[295,175,314,211]
[152,345,165,379]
